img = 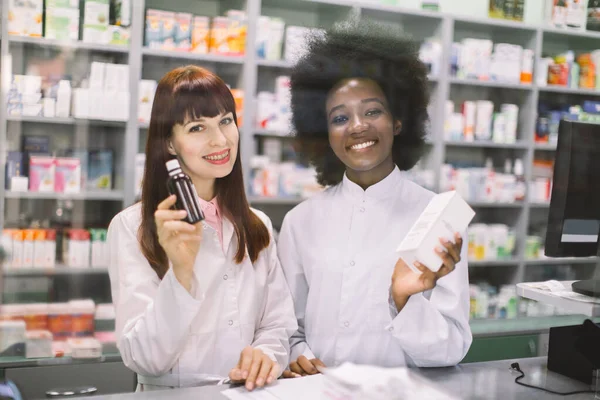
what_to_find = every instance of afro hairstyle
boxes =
[290,18,430,187]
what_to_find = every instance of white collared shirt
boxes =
[107,203,297,387]
[278,167,472,368]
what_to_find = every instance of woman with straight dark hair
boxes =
[107,65,297,392]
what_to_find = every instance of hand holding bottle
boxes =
[155,195,203,291]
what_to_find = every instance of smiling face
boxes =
[168,111,239,186]
[325,78,401,186]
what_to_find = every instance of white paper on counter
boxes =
[222,363,457,400]
[222,374,323,400]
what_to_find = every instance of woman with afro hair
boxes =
[277,19,472,377]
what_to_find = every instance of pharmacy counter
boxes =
[73,357,595,400]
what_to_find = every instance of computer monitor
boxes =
[545,119,600,296]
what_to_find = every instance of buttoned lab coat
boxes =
[107,203,298,391]
[278,167,473,369]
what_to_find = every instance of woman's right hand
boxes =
[155,195,203,292]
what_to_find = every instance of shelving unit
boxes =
[4,190,125,201]
[141,47,246,64]
[3,266,109,277]
[7,115,127,127]
[8,35,130,53]
[449,77,533,91]
[1,0,599,339]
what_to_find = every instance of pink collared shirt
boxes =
[198,197,223,250]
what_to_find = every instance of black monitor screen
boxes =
[545,120,600,257]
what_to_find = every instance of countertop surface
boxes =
[71,356,597,400]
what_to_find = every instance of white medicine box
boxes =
[397,191,475,273]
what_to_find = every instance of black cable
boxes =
[510,362,595,396]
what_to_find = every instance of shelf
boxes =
[4,191,124,201]
[0,353,121,369]
[254,129,294,139]
[248,196,304,205]
[534,143,557,151]
[529,202,550,208]
[142,48,245,64]
[468,201,524,208]
[468,259,520,267]
[453,15,538,31]
[469,315,596,338]
[8,35,128,53]
[539,85,600,96]
[450,77,533,90]
[542,26,600,40]
[445,140,528,149]
[517,281,600,318]
[257,59,294,69]
[4,266,108,276]
[524,257,600,266]
[7,115,126,127]
[354,1,443,20]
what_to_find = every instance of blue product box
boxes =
[21,135,50,176]
[5,152,24,190]
[582,101,600,114]
[87,150,113,190]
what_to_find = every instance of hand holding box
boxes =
[396,191,475,273]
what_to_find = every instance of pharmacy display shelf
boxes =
[468,201,524,208]
[469,315,598,338]
[254,129,293,139]
[452,14,538,32]
[517,281,600,318]
[542,26,600,40]
[445,140,528,149]
[534,143,557,151]
[468,259,520,267]
[524,257,600,266]
[7,115,126,127]
[539,85,600,96]
[141,48,245,65]
[0,353,122,369]
[248,196,305,206]
[529,202,550,208]
[4,190,125,201]
[8,35,129,54]
[352,1,443,20]
[449,77,533,91]
[257,59,294,69]
[3,266,109,277]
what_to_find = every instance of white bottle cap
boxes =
[165,158,181,172]
[165,159,181,172]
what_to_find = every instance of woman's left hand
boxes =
[229,346,280,391]
[391,233,463,310]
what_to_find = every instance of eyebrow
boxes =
[183,112,232,127]
[328,98,386,118]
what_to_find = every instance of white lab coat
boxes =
[278,167,472,369]
[107,203,297,391]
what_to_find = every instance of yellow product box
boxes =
[209,16,230,54]
[225,10,247,56]
[8,0,43,37]
[191,16,210,54]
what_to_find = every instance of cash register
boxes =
[536,119,600,385]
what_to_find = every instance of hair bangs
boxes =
[170,68,236,126]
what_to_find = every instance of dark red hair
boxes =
[139,65,270,279]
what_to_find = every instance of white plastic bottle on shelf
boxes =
[56,80,72,118]
[514,159,526,202]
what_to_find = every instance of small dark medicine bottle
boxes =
[166,159,204,224]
